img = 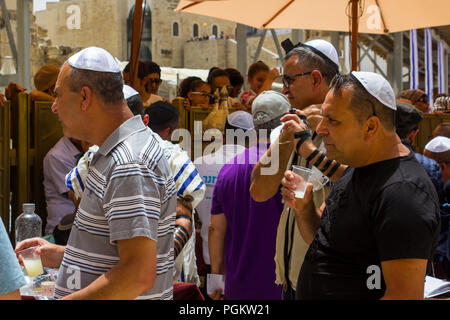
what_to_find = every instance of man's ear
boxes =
[142,114,149,126]
[80,86,93,111]
[310,70,323,88]
[407,129,419,143]
[365,116,380,139]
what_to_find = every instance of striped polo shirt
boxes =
[54,116,176,300]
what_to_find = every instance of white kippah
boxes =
[425,136,450,153]
[68,46,121,73]
[351,71,396,111]
[227,110,254,131]
[123,84,139,100]
[304,39,340,71]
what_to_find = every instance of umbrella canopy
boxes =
[176,0,450,70]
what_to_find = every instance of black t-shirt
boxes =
[296,152,441,300]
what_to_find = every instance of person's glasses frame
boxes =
[190,91,214,99]
[280,71,313,88]
[146,78,163,84]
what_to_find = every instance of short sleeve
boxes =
[0,220,26,295]
[103,162,163,244]
[44,153,73,195]
[373,182,440,261]
[165,142,205,208]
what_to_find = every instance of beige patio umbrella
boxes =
[176,0,450,70]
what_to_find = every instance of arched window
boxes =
[193,23,199,38]
[127,2,152,61]
[173,22,179,37]
[212,25,218,37]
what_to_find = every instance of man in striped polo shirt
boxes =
[15,47,176,300]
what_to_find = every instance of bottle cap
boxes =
[23,203,35,212]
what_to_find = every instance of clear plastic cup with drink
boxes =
[17,246,44,278]
[291,165,313,198]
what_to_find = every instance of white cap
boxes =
[351,71,396,111]
[303,39,340,71]
[227,110,254,131]
[252,90,291,126]
[123,84,139,100]
[425,136,450,153]
[68,47,121,73]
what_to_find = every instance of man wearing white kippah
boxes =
[250,39,344,299]
[282,72,440,299]
[424,136,450,185]
[15,47,176,300]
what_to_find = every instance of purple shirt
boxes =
[211,143,283,300]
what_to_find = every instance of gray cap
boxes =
[252,90,291,126]
[395,101,423,130]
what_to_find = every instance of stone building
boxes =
[0,0,339,90]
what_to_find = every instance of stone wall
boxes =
[34,0,128,61]
[150,0,236,68]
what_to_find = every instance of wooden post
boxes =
[130,0,144,88]
[351,0,359,71]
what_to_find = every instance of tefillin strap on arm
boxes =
[288,108,312,153]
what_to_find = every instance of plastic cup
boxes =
[17,246,44,278]
[291,165,312,198]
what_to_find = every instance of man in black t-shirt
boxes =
[281,72,441,299]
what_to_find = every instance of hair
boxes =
[145,61,161,77]
[397,89,427,104]
[189,79,208,92]
[126,94,144,117]
[124,60,161,79]
[329,73,395,130]
[284,47,338,84]
[395,102,423,139]
[225,68,244,87]
[396,123,419,140]
[145,101,180,133]
[67,64,124,105]
[247,61,269,79]
[433,123,450,138]
[207,67,220,84]
[207,68,229,86]
[177,76,202,97]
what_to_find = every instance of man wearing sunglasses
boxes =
[250,39,343,300]
[124,61,164,107]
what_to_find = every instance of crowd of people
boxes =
[0,36,449,301]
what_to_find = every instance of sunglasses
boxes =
[280,71,312,88]
[146,78,162,84]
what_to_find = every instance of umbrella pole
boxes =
[130,0,144,88]
[350,0,359,71]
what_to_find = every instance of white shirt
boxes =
[194,144,246,265]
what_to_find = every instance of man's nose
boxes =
[315,118,326,136]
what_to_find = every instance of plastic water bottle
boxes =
[15,203,42,244]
